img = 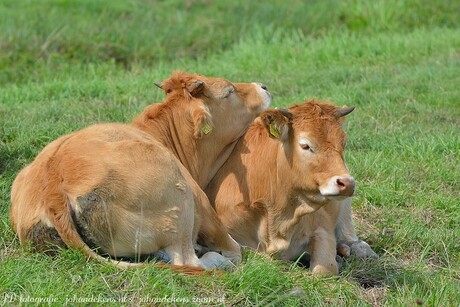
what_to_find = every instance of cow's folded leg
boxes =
[154,246,235,270]
[337,242,351,257]
[199,251,234,270]
[335,198,378,259]
[219,235,242,264]
[198,228,242,265]
[152,249,172,263]
[349,240,378,259]
[194,243,211,258]
[164,242,203,267]
[194,187,242,264]
[309,228,338,276]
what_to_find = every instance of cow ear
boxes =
[156,72,204,96]
[184,79,205,97]
[191,106,213,139]
[260,109,291,141]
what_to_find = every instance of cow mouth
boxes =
[255,83,272,111]
[319,189,354,201]
[298,191,352,206]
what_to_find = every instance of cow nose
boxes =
[257,83,268,91]
[336,176,355,197]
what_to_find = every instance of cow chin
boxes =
[303,193,350,204]
[323,195,352,202]
[295,193,327,211]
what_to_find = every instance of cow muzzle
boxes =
[253,82,272,110]
[319,175,356,198]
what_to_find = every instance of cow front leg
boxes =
[193,187,242,264]
[196,206,242,264]
[309,228,338,276]
[335,198,378,259]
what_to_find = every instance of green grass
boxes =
[1,0,459,305]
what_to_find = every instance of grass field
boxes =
[1,0,459,305]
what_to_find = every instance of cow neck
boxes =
[264,146,295,245]
[268,163,326,250]
[163,110,201,182]
[243,124,312,247]
[242,125,288,212]
[198,137,241,189]
[132,99,214,189]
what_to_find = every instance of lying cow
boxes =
[206,100,371,276]
[10,71,271,272]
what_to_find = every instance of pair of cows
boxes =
[10,71,377,276]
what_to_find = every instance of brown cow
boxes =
[10,71,271,272]
[206,101,360,276]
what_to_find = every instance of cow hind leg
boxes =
[24,221,66,256]
[64,188,121,258]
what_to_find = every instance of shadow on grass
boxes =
[293,251,449,305]
[340,257,452,305]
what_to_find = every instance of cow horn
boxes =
[276,108,293,120]
[153,82,163,89]
[336,106,355,117]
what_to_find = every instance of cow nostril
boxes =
[337,178,345,189]
[260,84,268,91]
[336,176,356,196]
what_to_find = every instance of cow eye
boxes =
[223,88,235,98]
[299,140,314,152]
[300,143,311,151]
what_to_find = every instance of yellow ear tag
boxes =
[201,122,213,135]
[269,123,280,139]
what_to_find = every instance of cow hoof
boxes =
[349,240,379,260]
[199,251,235,270]
[152,249,172,263]
[311,264,339,276]
[221,250,242,265]
[337,242,351,257]
[194,243,211,258]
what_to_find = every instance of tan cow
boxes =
[10,71,271,272]
[206,101,360,276]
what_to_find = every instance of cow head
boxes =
[260,101,355,204]
[155,71,272,140]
